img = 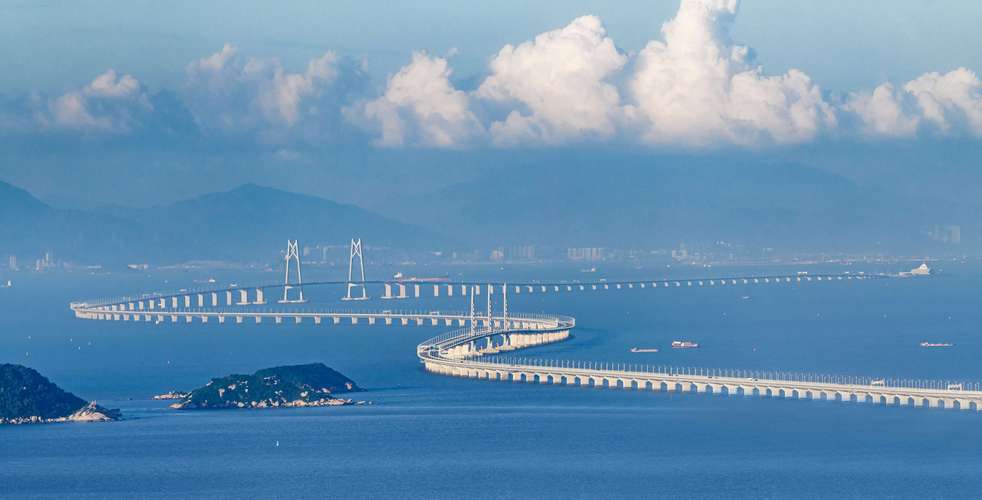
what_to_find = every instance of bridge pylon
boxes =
[502,284,508,324]
[342,238,369,301]
[469,285,476,334]
[279,240,307,304]
[486,284,493,328]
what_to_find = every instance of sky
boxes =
[1,0,982,208]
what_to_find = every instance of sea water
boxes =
[2,261,981,499]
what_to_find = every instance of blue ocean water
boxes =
[2,261,982,499]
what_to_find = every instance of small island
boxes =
[0,364,121,425]
[169,363,364,410]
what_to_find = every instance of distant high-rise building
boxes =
[7,255,17,271]
[507,245,536,260]
[928,225,962,245]
[567,247,604,262]
[949,225,962,244]
[671,243,689,261]
[489,249,505,262]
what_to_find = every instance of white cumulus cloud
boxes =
[628,0,835,146]
[845,68,982,138]
[843,83,919,137]
[348,51,482,148]
[41,69,151,132]
[476,15,627,146]
[184,44,344,138]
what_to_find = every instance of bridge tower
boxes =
[279,240,306,303]
[486,284,493,328]
[469,285,476,334]
[502,284,508,325]
[342,238,369,301]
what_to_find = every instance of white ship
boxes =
[671,340,699,349]
[900,263,931,277]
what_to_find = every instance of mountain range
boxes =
[386,158,972,253]
[0,158,974,265]
[0,182,437,264]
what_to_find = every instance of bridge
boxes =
[69,239,982,412]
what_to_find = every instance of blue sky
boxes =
[2,0,982,207]
[4,0,981,94]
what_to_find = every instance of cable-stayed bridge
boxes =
[70,239,982,411]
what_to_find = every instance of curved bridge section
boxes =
[69,272,982,412]
[421,328,982,411]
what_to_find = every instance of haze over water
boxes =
[3,261,981,498]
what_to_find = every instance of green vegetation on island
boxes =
[0,364,121,425]
[170,363,363,410]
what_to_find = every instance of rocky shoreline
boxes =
[1,402,122,425]
[169,396,365,410]
[152,391,190,401]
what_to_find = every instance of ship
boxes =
[671,340,699,349]
[630,347,659,353]
[900,263,931,278]
[392,272,449,283]
[920,341,953,348]
[1,280,11,288]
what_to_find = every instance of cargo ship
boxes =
[630,347,659,353]
[671,340,699,349]
[920,341,953,348]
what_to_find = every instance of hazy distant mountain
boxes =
[2,162,970,266]
[387,159,968,253]
[0,181,147,263]
[114,183,441,261]
[0,181,440,264]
